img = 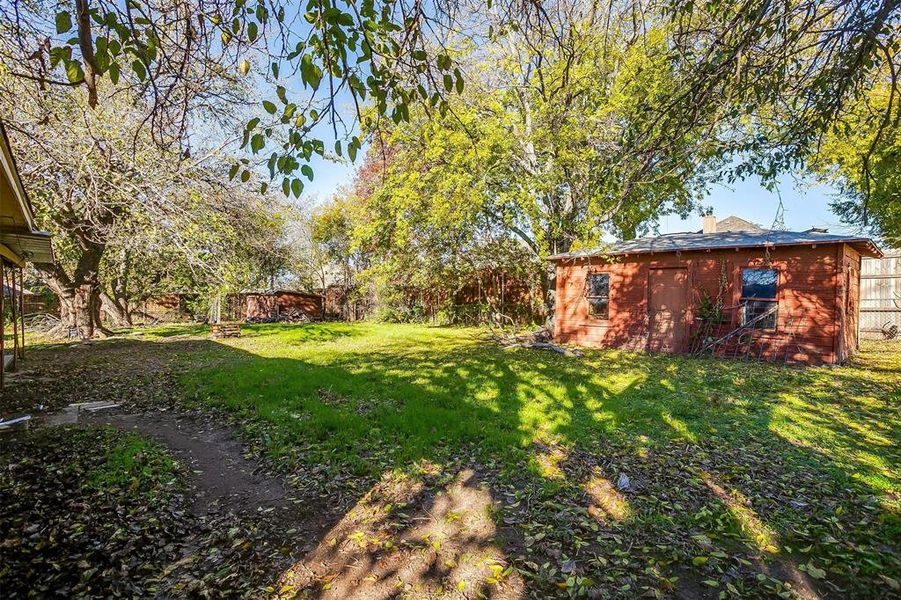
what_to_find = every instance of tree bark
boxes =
[91,288,113,336]
[74,0,99,107]
[100,292,132,326]
[38,240,108,339]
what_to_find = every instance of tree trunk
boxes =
[39,241,108,339]
[73,284,94,338]
[542,236,570,331]
[91,288,113,336]
[100,291,132,326]
[57,291,76,335]
[543,263,555,331]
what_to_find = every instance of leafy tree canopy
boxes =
[2,0,897,202]
[810,77,901,246]
[0,70,289,335]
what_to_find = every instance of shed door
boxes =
[647,268,688,353]
[846,259,860,353]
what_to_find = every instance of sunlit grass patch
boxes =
[171,322,900,596]
[701,472,780,554]
[18,322,899,598]
[88,430,178,492]
[178,324,900,498]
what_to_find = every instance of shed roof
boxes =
[548,228,883,261]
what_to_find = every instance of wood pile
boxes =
[486,327,584,358]
[209,322,241,338]
[245,310,312,324]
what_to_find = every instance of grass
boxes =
[88,431,178,491]
[18,321,897,597]
[178,323,899,496]
[169,322,901,596]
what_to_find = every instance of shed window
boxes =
[741,268,777,329]
[586,273,610,319]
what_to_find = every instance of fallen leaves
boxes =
[0,426,312,598]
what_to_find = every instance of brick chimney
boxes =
[702,214,717,234]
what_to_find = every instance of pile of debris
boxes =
[0,401,121,432]
[486,326,584,358]
[245,310,312,324]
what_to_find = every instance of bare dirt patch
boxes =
[87,410,290,517]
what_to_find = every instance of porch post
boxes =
[9,265,18,371]
[18,266,24,360]
[1,259,5,386]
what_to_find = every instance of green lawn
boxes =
[175,323,899,492]
[159,322,900,597]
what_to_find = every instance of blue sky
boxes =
[658,175,851,235]
[305,155,852,237]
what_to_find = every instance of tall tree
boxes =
[355,14,720,315]
[808,78,901,246]
[0,74,286,336]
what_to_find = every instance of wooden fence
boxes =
[860,251,901,339]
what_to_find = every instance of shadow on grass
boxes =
[174,324,900,596]
[123,323,211,338]
[185,332,898,493]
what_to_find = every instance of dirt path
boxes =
[1,336,347,595]
[87,410,291,517]
[4,337,311,522]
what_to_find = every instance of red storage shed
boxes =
[243,289,323,322]
[549,216,882,364]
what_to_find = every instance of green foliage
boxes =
[696,289,725,324]
[11,0,896,198]
[353,23,713,306]
[810,80,901,245]
[311,196,357,268]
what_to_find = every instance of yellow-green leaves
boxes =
[55,11,72,34]
[65,60,84,84]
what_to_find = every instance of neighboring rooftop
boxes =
[696,215,764,233]
[240,288,323,296]
[548,215,883,260]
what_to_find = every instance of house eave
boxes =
[547,238,883,262]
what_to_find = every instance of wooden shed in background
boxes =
[860,250,901,339]
[549,216,882,364]
[243,289,323,322]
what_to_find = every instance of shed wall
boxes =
[554,245,847,364]
[837,245,862,361]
